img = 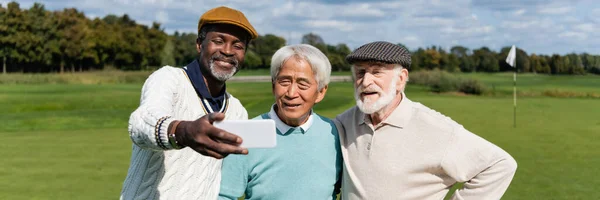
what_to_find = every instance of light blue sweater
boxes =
[219,112,342,200]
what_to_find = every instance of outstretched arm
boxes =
[128,67,248,159]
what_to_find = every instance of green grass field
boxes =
[1,73,599,199]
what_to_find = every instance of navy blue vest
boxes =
[183,59,227,113]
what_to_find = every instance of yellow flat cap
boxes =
[198,6,258,39]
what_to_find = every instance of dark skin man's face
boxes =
[196,24,249,82]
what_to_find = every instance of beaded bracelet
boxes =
[155,116,170,150]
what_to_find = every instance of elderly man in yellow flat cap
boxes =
[120,6,258,200]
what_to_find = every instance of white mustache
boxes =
[358,85,383,94]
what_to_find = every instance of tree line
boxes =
[1,2,599,75]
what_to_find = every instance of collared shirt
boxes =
[219,109,342,200]
[183,59,227,113]
[333,93,518,200]
[267,104,313,134]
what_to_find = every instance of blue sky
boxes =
[7,0,600,55]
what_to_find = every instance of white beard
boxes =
[354,76,399,114]
[209,60,237,81]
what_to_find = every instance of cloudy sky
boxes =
[8,0,600,55]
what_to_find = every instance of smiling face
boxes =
[197,24,248,82]
[273,56,327,126]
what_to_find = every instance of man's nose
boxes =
[361,73,375,88]
[220,43,234,56]
[285,84,299,98]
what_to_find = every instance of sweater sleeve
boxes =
[442,127,518,200]
[218,154,249,200]
[128,66,181,151]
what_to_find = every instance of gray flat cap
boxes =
[346,41,411,70]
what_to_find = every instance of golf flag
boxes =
[506,45,516,67]
[506,45,517,128]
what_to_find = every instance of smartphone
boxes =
[213,119,277,148]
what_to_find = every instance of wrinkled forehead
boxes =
[277,57,314,77]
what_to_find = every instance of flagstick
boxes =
[513,66,517,128]
[506,45,517,128]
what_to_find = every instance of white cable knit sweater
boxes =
[120,66,248,200]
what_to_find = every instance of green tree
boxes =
[172,32,197,66]
[242,50,262,69]
[445,54,460,72]
[56,8,92,72]
[566,53,585,74]
[24,3,57,72]
[4,2,28,72]
[160,37,176,67]
[411,48,425,71]
[332,43,351,71]
[473,47,499,72]
[450,46,475,72]
[539,55,551,74]
[516,48,530,72]
[147,22,168,68]
[561,56,570,74]
[251,34,286,68]
[0,4,7,73]
[582,54,600,74]
[549,55,563,74]
[530,54,541,73]
[422,47,442,70]
[301,33,324,46]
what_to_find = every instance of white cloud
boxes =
[558,31,587,40]
[9,0,600,55]
[303,20,355,32]
[442,25,494,35]
[514,9,526,16]
[338,3,385,17]
[501,20,538,29]
[538,6,573,14]
[155,10,169,23]
[272,1,386,20]
[560,16,580,23]
[574,23,595,32]
[409,17,454,27]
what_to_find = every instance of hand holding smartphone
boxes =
[213,120,277,148]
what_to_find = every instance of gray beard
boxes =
[208,60,237,81]
[354,76,398,114]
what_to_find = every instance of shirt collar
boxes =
[268,104,314,134]
[183,59,227,100]
[359,92,413,128]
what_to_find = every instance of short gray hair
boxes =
[270,44,331,90]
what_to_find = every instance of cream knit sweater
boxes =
[120,66,248,200]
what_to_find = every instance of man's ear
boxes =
[398,68,409,91]
[196,38,202,54]
[315,85,328,104]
